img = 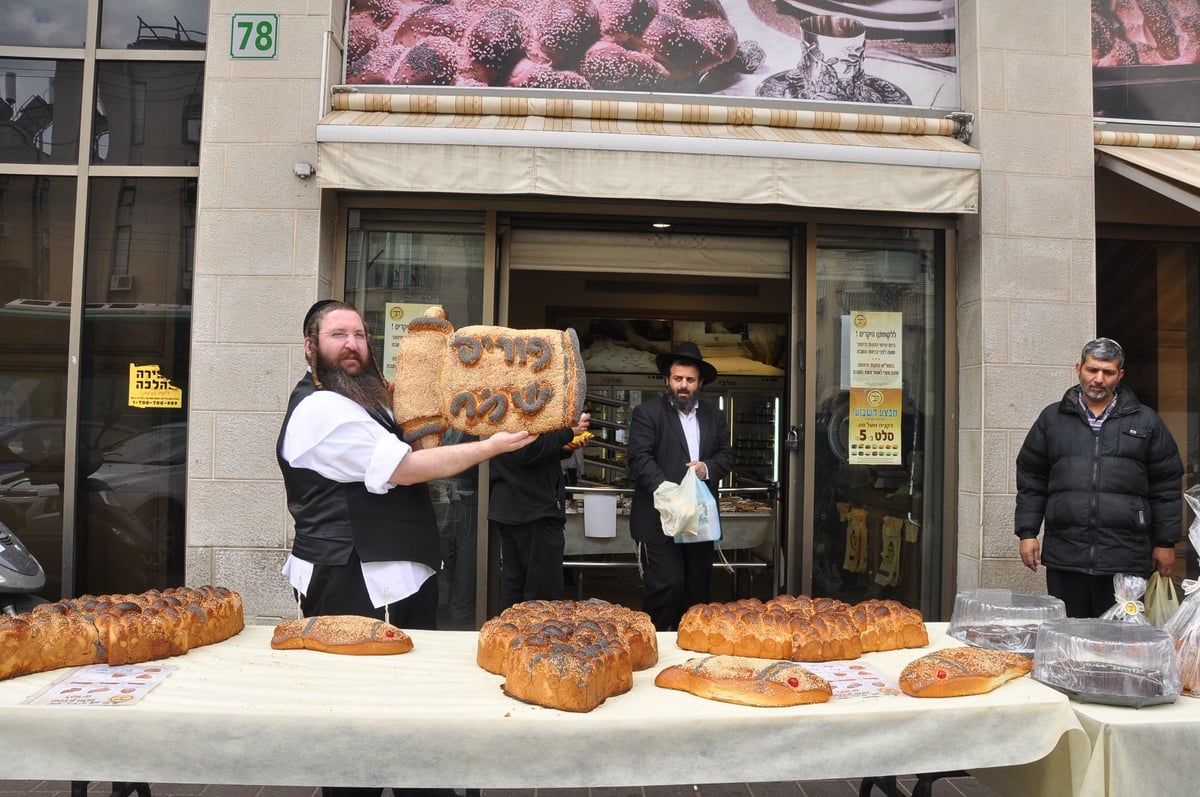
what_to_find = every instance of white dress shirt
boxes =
[280,387,435,608]
[677,405,701,463]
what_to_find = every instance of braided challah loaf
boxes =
[0,586,244,680]
[677,595,927,662]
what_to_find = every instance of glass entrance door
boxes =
[806,225,945,615]
[342,208,487,629]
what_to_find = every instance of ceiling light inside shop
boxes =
[652,223,671,229]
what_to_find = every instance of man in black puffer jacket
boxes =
[1015,337,1183,618]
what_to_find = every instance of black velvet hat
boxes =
[654,341,718,385]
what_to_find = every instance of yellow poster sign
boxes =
[128,363,183,409]
[847,311,902,465]
[383,302,437,381]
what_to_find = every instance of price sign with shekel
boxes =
[847,311,903,465]
[231,14,278,59]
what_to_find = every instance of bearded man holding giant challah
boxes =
[276,300,536,631]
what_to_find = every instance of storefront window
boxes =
[92,62,204,166]
[812,225,944,613]
[0,176,77,599]
[345,209,487,628]
[74,177,194,595]
[0,58,84,165]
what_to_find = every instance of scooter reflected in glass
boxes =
[0,411,163,599]
[0,518,47,615]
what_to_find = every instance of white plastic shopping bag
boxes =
[676,476,722,544]
[653,468,698,537]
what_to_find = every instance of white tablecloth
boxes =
[0,623,1085,789]
[977,690,1200,797]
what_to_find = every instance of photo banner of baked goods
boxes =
[344,0,959,108]
[1091,0,1200,124]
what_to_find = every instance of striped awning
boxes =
[1094,129,1200,212]
[316,92,980,214]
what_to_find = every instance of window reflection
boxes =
[0,2,86,48]
[76,177,193,594]
[92,62,204,165]
[100,1,209,50]
[812,225,941,613]
[0,176,77,600]
[0,59,84,165]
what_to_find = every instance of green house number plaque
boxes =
[231,14,278,59]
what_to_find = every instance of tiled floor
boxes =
[0,779,1001,797]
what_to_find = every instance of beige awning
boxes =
[1094,130,1200,212]
[317,92,979,215]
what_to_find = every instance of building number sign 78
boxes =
[231,14,278,59]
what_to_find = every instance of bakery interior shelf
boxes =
[580,389,632,487]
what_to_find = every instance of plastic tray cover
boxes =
[1032,619,1182,707]
[947,589,1067,655]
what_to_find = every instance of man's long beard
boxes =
[668,390,698,414]
[315,350,390,418]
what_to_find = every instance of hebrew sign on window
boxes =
[847,311,902,465]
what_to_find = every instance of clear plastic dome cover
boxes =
[947,589,1067,656]
[1032,618,1181,707]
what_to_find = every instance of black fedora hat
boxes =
[655,341,718,385]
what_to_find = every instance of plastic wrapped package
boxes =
[947,589,1066,656]
[1032,619,1181,707]
[1098,574,1150,624]
[1164,581,1200,696]
[1166,484,1200,695]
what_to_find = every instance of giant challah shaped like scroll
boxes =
[392,307,586,449]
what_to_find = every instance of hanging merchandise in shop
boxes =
[847,311,902,465]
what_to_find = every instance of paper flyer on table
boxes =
[806,660,901,698]
[22,663,175,706]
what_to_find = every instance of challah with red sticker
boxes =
[655,654,833,706]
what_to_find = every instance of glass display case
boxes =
[579,373,784,491]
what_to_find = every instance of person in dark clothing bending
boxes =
[1015,337,1184,618]
[490,412,590,612]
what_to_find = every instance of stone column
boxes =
[955,0,1098,593]
[187,1,342,621]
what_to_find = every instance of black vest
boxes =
[276,374,441,569]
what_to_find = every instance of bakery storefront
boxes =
[323,1,977,626]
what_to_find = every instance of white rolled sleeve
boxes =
[282,390,411,493]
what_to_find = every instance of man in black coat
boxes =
[628,342,734,631]
[489,413,590,613]
[1015,337,1183,617]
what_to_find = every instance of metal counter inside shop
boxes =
[563,486,779,598]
